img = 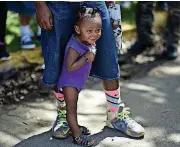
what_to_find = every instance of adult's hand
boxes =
[35,2,53,30]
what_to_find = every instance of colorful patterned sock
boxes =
[54,90,66,108]
[105,87,122,112]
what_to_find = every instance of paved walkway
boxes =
[1,58,180,147]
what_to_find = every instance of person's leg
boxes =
[161,2,180,59]
[106,2,122,55]
[102,80,121,112]
[20,15,30,25]
[63,87,94,146]
[63,87,80,136]
[0,1,11,61]
[128,2,155,56]
[20,15,36,49]
[52,87,69,138]
[87,1,144,138]
[6,2,36,49]
[37,25,41,40]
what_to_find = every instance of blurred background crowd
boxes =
[1,1,179,62]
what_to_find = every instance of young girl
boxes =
[57,7,102,146]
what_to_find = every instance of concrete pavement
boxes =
[1,58,180,147]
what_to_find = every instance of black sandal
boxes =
[70,125,91,135]
[79,125,91,135]
[73,134,94,147]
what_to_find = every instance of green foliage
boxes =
[120,2,137,25]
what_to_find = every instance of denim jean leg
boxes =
[41,2,80,88]
[86,2,120,80]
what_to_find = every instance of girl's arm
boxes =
[66,48,87,72]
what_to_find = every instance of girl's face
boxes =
[75,16,102,45]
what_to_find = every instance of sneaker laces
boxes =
[56,109,67,128]
[117,103,136,125]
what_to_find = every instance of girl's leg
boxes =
[63,86,94,146]
[63,87,80,137]
[53,86,91,138]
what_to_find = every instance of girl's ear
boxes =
[74,25,80,34]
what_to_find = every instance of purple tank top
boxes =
[57,35,92,92]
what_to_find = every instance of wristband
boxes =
[83,55,88,62]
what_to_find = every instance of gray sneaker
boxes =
[52,109,70,139]
[106,103,145,138]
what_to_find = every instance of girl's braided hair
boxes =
[76,6,101,24]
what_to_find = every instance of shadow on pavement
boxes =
[14,127,131,147]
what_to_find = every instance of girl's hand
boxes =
[85,52,95,62]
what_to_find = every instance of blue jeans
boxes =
[41,1,120,88]
[7,2,35,16]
